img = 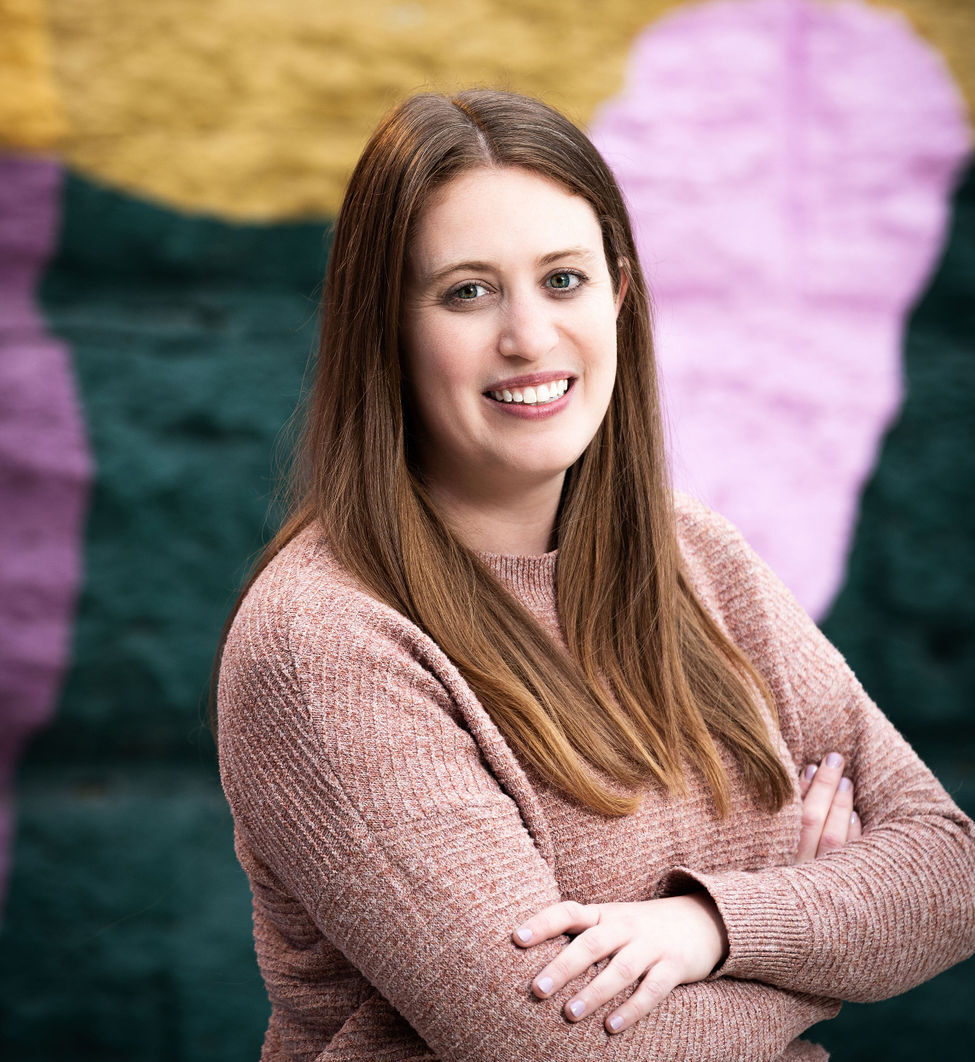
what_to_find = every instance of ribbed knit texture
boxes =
[218,495,975,1061]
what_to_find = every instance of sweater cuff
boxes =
[660,865,814,984]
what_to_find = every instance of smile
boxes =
[487,379,570,406]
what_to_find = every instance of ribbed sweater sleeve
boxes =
[218,539,834,1062]
[671,498,975,1001]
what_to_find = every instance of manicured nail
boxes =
[838,776,852,792]
[608,1015,624,1032]
[536,975,553,995]
[850,811,859,826]
[567,999,585,1018]
[825,752,842,769]
[803,764,817,781]
[515,926,532,943]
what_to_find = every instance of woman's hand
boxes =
[512,753,863,1034]
[512,891,728,1034]
[796,750,863,863]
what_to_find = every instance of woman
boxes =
[216,90,975,1060]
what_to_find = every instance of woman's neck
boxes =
[426,474,563,556]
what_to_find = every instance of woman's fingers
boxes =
[796,752,845,863]
[514,900,617,1000]
[555,943,650,1019]
[604,960,682,1033]
[512,900,599,948]
[517,893,727,1028]
[817,774,855,856]
[797,752,865,863]
[528,921,623,999]
[557,946,679,1027]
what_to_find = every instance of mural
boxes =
[0,156,89,909]
[0,0,972,1057]
[590,0,970,617]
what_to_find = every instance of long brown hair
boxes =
[217,89,793,817]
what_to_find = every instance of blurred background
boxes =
[0,0,972,1057]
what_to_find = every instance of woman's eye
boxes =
[448,282,489,302]
[546,271,584,292]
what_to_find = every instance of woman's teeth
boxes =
[489,379,569,405]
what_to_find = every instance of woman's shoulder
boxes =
[671,491,842,699]
[238,522,362,616]
[671,490,817,658]
[224,522,429,679]
[672,491,760,601]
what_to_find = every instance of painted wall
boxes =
[1,0,972,1057]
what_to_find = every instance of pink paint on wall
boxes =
[0,155,91,913]
[590,0,970,618]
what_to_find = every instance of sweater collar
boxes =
[477,549,558,614]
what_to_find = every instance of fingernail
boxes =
[850,811,858,826]
[803,764,817,781]
[838,776,852,792]
[608,1015,624,1032]
[515,926,532,943]
[537,975,553,995]
[567,999,585,1018]
[825,752,842,769]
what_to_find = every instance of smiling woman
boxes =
[213,90,975,1061]
[400,167,621,554]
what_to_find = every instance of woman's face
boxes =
[401,166,625,510]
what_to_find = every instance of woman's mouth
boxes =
[486,378,570,406]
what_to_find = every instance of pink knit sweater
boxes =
[217,495,975,1061]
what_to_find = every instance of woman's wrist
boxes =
[684,889,730,972]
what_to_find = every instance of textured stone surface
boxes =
[0,175,324,1056]
[0,154,89,909]
[875,0,975,128]
[25,174,329,764]
[590,0,970,620]
[821,159,975,733]
[0,0,66,149]
[0,0,970,219]
[0,765,266,1060]
[812,159,975,1057]
[32,0,688,217]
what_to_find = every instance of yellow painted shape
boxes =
[0,0,67,150]
[40,0,687,218]
[21,0,975,218]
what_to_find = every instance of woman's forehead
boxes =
[407,167,604,278]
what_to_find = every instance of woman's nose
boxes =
[497,292,559,360]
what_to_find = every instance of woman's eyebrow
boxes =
[536,246,598,267]
[424,247,598,285]
[424,260,494,285]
